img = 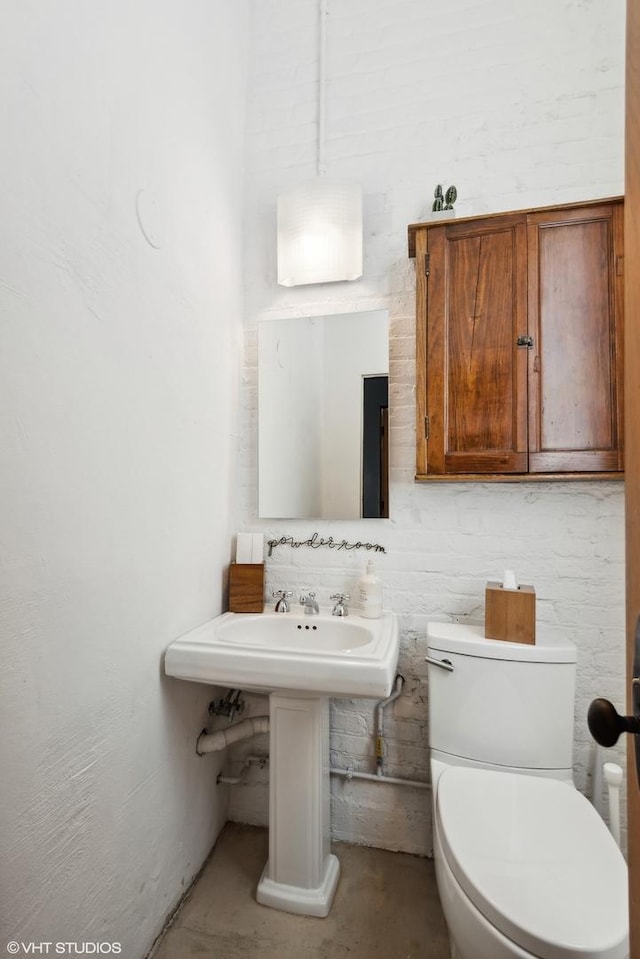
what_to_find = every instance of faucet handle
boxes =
[272,589,292,613]
[330,593,351,616]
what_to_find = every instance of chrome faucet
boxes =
[272,590,292,613]
[330,593,350,617]
[299,591,320,615]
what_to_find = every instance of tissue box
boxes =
[229,563,265,613]
[485,582,536,645]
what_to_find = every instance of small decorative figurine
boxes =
[431,184,457,215]
[444,185,457,210]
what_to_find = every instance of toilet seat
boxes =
[435,767,628,959]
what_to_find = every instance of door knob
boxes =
[587,697,640,747]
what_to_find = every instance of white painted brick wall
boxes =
[227,0,628,857]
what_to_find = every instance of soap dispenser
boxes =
[358,560,383,619]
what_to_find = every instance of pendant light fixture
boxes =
[277,0,363,287]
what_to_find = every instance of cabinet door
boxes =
[417,215,528,476]
[527,202,624,473]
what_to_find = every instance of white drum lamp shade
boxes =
[277,178,363,287]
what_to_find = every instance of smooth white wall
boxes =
[234,0,627,854]
[0,2,248,955]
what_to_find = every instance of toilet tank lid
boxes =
[426,622,576,663]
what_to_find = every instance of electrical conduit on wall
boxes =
[375,674,404,775]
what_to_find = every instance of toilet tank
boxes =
[426,623,577,772]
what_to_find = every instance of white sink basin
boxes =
[164,609,399,698]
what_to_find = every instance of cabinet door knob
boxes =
[516,335,534,348]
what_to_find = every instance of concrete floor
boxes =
[153,822,450,959]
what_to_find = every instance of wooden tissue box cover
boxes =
[229,563,265,613]
[485,582,536,645]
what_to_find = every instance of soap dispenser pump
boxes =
[359,560,383,619]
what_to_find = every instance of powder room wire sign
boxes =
[267,532,386,558]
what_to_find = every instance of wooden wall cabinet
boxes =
[408,198,624,481]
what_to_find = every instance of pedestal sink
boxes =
[164,609,400,917]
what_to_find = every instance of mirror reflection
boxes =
[258,310,389,520]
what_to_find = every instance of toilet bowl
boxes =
[432,763,628,959]
[426,623,629,959]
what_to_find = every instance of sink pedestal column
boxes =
[256,692,340,917]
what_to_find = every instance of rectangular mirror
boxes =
[258,309,389,519]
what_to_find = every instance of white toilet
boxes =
[426,622,629,959]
